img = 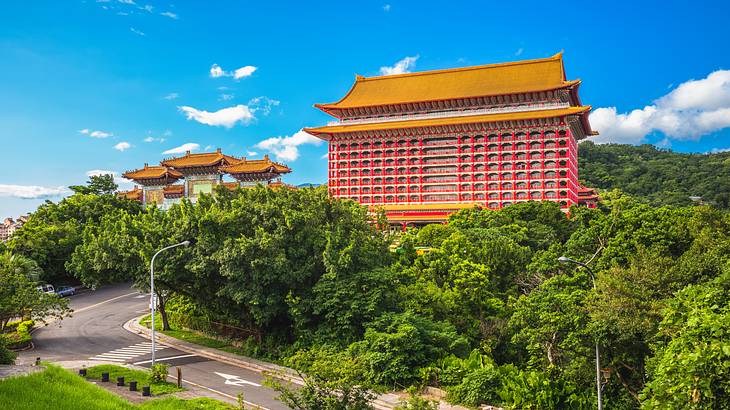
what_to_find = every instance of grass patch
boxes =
[86,364,183,395]
[139,315,263,360]
[0,365,234,410]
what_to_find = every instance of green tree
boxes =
[9,193,141,283]
[69,174,118,195]
[641,269,730,409]
[0,252,71,329]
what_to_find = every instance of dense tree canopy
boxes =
[10,179,730,409]
[579,141,730,209]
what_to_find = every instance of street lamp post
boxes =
[150,241,190,368]
[558,256,603,410]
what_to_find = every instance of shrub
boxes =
[6,319,34,349]
[348,312,468,388]
[0,334,16,364]
[496,366,593,410]
[150,363,170,383]
[446,367,502,407]
[265,372,375,410]
[395,388,439,410]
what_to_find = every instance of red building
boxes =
[305,53,597,226]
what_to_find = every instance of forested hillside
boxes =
[5,181,730,409]
[578,141,730,209]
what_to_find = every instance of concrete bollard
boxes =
[35,357,41,366]
[177,367,182,388]
[129,381,138,392]
[79,369,87,377]
[117,376,125,386]
[142,386,151,397]
[101,372,109,382]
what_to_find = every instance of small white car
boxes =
[36,284,55,294]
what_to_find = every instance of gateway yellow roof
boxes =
[316,53,577,111]
[220,155,291,175]
[122,165,183,180]
[305,106,592,136]
[161,150,239,168]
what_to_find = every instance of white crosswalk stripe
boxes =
[89,341,167,362]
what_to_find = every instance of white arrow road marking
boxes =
[214,371,262,387]
[134,354,197,365]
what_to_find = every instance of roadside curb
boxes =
[123,316,305,385]
[123,315,415,410]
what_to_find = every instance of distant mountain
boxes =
[578,141,730,209]
[296,183,323,188]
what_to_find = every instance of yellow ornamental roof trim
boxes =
[305,106,592,136]
[315,53,577,112]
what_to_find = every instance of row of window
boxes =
[335,169,571,179]
[337,190,568,198]
[335,141,569,157]
[337,159,569,171]
[334,130,570,150]
[335,180,568,189]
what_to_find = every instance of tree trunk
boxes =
[156,290,171,331]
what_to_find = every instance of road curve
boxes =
[19,284,289,409]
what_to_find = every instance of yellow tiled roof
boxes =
[163,184,185,196]
[221,155,292,175]
[117,188,143,201]
[123,165,183,180]
[305,106,592,136]
[316,53,577,111]
[161,150,239,168]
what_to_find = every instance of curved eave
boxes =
[305,106,592,140]
[315,80,582,119]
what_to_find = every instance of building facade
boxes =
[305,53,597,226]
[120,149,291,208]
[0,215,28,242]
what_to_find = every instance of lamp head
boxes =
[181,240,191,247]
[557,256,573,265]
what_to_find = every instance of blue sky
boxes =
[1,0,729,217]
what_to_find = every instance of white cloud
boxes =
[0,184,69,200]
[162,143,200,155]
[709,147,730,153]
[139,4,153,12]
[160,11,178,19]
[86,170,131,187]
[383,4,391,11]
[379,55,419,75]
[114,141,132,151]
[144,135,165,143]
[118,0,136,4]
[246,151,258,157]
[255,130,322,162]
[233,66,257,79]
[163,92,179,100]
[248,96,279,116]
[219,93,234,101]
[590,70,730,144]
[80,129,113,139]
[178,104,254,128]
[209,64,258,80]
[130,27,146,36]
[163,129,173,137]
[515,48,524,56]
[204,145,214,151]
[210,64,225,78]
[320,153,329,159]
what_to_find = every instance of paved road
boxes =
[19,284,288,409]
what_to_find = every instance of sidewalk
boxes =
[124,315,468,410]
